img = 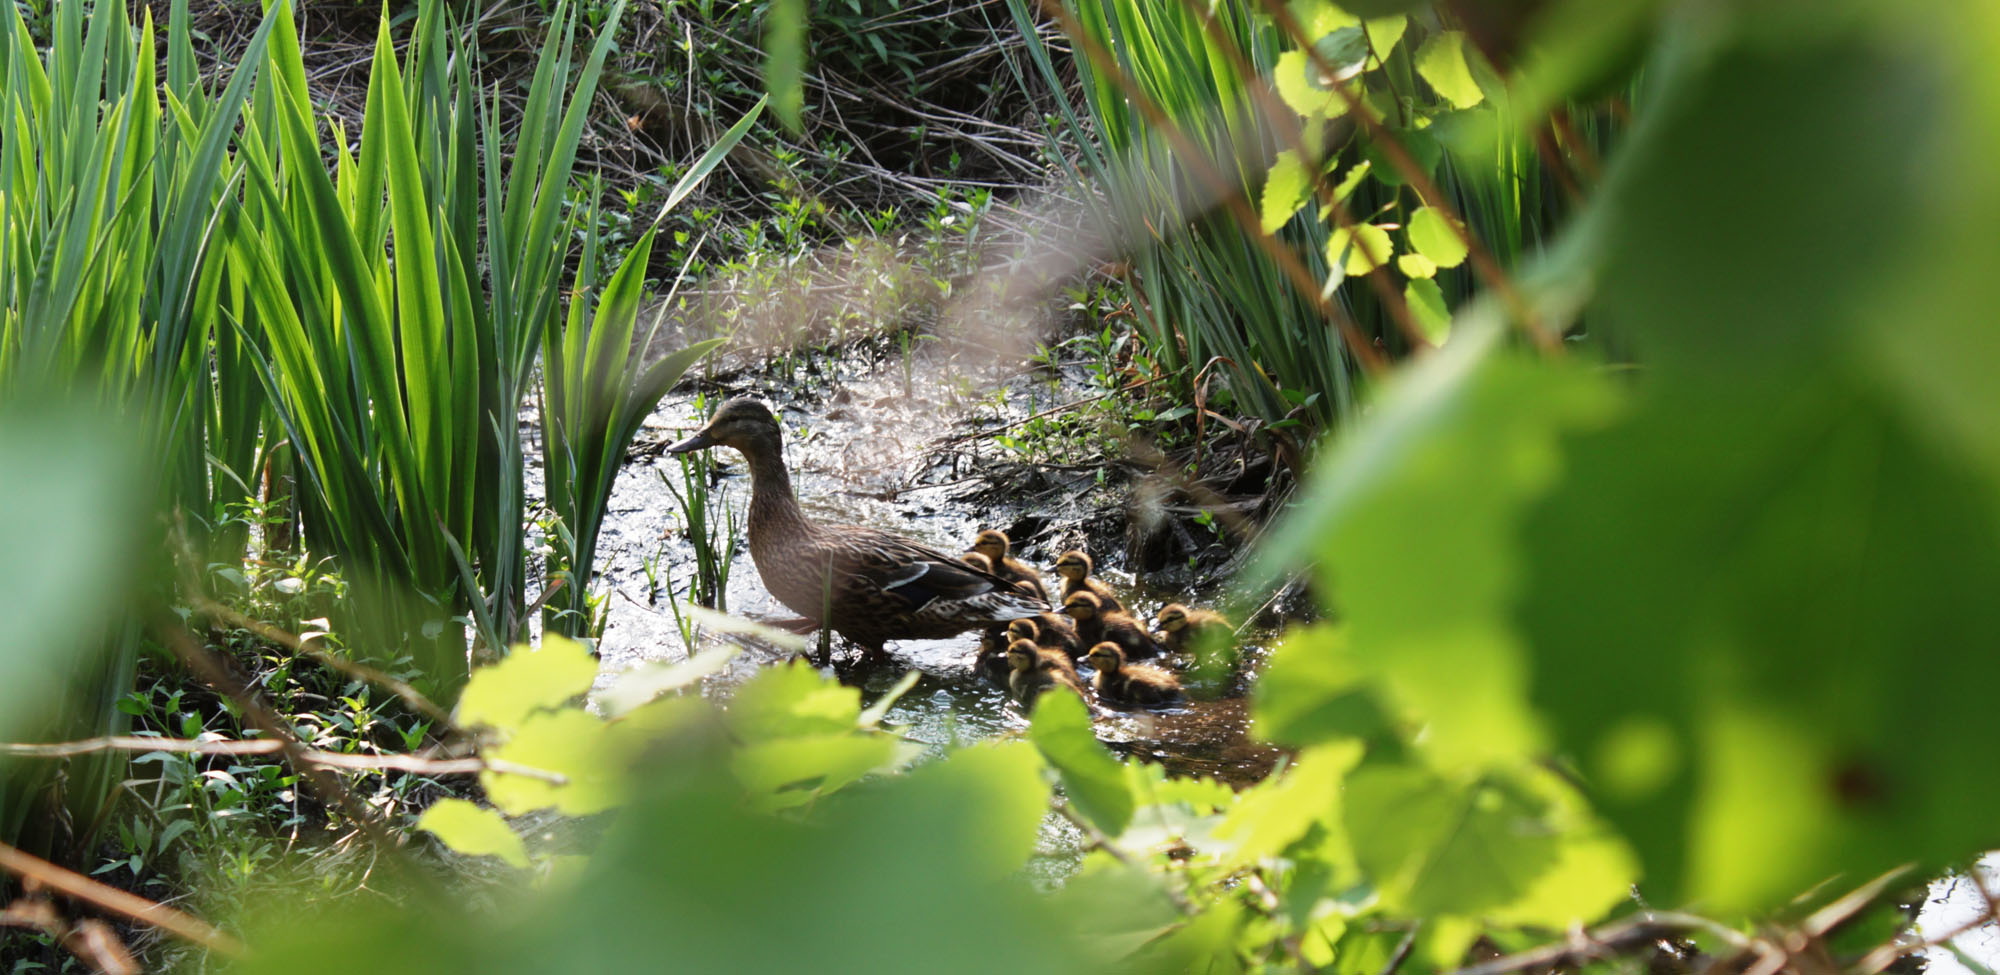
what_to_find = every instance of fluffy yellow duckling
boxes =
[970,530,1049,603]
[1052,550,1126,615]
[1061,590,1160,660]
[1086,642,1182,708]
[962,551,1043,602]
[1153,603,1234,655]
[1007,614,1081,661]
[1006,639,1085,707]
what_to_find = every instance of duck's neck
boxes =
[740,437,814,539]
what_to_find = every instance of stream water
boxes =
[542,333,1284,787]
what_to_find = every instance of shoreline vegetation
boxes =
[5,0,1999,972]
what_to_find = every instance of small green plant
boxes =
[659,408,741,611]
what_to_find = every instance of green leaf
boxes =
[1260,149,1313,233]
[1415,31,1484,108]
[1407,207,1468,269]
[1404,277,1450,343]
[0,410,140,744]
[763,0,805,131]
[1252,624,1392,747]
[1327,223,1393,277]
[484,709,628,816]
[1047,858,1183,966]
[416,799,529,868]
[1396,252,1436,279]
[1275,50,1340,116]
[1362,125,1440,186]
[725,660,862,741]
[730,734,907,811]
[1361,14,1407,61]
[1253,325,1618,769]
[455,636,599,733]
[1519,380,2000,912]
[1308,27,1370,88]
[594,646,740,718]
[654,97,765,223]
[1027,691,1134,836]
[1213,743,1362,874]
[1345,762,1633,924]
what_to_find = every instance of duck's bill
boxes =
[665,430,717,453]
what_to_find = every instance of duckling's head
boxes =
[1156,603,1190,632]
[961,552,996,574]
[972,530,1011,561]
[1061,590,1100,620]
[1086,641,1124,672]
[1006,618,1039,642]
[666,397,781,455]
[1054,550,1093,581]
[1005,639,1039,672]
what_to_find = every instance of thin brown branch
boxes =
[0,735,568,784]
[0,844,245,958]
[190,597,451,726]
[150,614,398,846]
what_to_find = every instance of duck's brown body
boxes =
[670,398,1046,657]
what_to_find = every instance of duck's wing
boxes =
[826,529,1049,616]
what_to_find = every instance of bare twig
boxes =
[0,843,245,957]
[189,597,451,726]
[0,735,567,784]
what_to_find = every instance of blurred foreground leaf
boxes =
[1028,691,1134,836]
[0,409,141,744]
[417,799,529,868]
[455,636,598,732]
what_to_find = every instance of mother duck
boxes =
[666,397,1046,663]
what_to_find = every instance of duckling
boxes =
[1052,550,1126,614]
[666,398,1047,664]
[1086,641,1183,709]
[960,552,1043,602]
[1007,615,1082,662]
[1006,639,1086,707]
[970,530,1049,603]
[1061,590,1161,661]
[972,626,1013,685]
[1154,603,1234,655]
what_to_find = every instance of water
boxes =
[560,336,1283,786]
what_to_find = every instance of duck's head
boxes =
[1061,590,1100,620]
[1085,641,1124,672]
[1156,603,1190,632]
[972,530,1011,561]
[1053,550,1092,581]
[961,552,996,574]
[1005,639,1039,673]
[1006,618,1038,642]
[666,397,780,455]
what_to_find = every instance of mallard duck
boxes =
[667,398,1047,662]
[1007,615,1081,662]
[1154,603,1234,655]
[959,552,1041,602]
[1006,639,1085,707]
[1053,550,1126,615]
[1086,641,1183,708]
[1061,590,1161,660]
[970,530,1048,602]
